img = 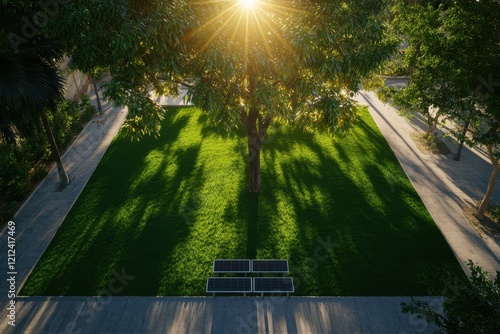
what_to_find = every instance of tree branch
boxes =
[239,105,249,131]
[179,81,193,88]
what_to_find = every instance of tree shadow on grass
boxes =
[252,114,462,296]
[20,108,205,296]
[21,107,463,297]
[245,193,259,260]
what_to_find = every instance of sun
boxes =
[239,0,257,9]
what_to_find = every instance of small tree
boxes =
[402,261,500,333]
[388,0,500,218]
[384,0,452,138]
[439,0,500,219]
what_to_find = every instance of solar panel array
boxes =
[208,259,294,296]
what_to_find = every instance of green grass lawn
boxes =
[21,106,462,296]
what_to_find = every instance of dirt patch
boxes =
[410,132,451,155]
[463,204,500,242]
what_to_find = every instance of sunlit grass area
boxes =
[21,106,462,296]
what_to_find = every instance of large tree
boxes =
[0,1,70,188]
[41,0,393,192]
[186,0,395,192]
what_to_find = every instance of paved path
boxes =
[3,89,499,333]
[356,91,500,278]
[0,296,439,333]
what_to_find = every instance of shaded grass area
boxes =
[21,106,462,296]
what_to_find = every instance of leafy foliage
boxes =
[402,261,500,333]
[37,0,396,190]
[49,96,96,148]
[43,0,193,139]
[185,0,396,191]
[187,0,395,133]
[0,97,96,224]
[381,1,453,135]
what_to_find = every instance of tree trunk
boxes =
[454,119,469,162]
[241,106,271,193]
[91,72,103,115]
[476,144,499,220]
[424,124,434,138]
[424,113,438,138]
[41,111,70,189]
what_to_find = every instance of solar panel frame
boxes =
[213,259,251,273]
[251,259,289,274]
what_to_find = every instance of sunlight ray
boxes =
[197,6,243,52]
[254,7,296,58]
[189,0,302,72]
[239,0,257,9]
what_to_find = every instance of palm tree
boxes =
[0,33,70,188]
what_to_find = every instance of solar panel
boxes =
[253,277,294,293]
[206,277,252,293]
[251,259,289,273]
[213,259,251,273]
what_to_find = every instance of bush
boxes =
[488,205,500,224]
[402,261,500,333]
[0,96,96,224]
[49,99,81,148]
[79,94,97,123]
[48,96,96,148]
[0,146,31,222]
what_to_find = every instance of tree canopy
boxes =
[385,0,500,217]
[4,0,394,192]
[186,0,395,191]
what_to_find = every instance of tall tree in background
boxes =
[443,0,500,219]
[386,0,500,218]
[187,0,395,192]
[0,1,69,188]
[44,0,193,139]
[383,0,453,138]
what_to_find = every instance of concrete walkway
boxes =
[0,296,440,333]
[355,91,500,278]
[2,89,498,333]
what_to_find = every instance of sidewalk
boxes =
[356,91,500,278]
[0,296,439,333]
[2,89,497,333]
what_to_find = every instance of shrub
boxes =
[49,99,80,148]
[488,205,500,224]
[0,146,31,222]
[402,261,500,333]
[0,97,96,224]
[79,95,97,123]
